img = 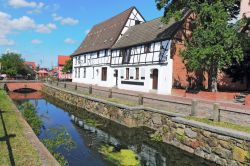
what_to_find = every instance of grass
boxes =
[86,93,138,107]
[0,90,41,166]
[186,116,250,134]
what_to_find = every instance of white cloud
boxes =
[36,23,56,33]
[0,37,15,46]
[52,13,79,25]
[31,39,42,44]
[11,16,36,30]
[64,38,76,44]
[8,0,44,8]
[0,11,56,46]
[61,18,79,25]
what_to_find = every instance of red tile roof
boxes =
[24,61,36,69]
[58,56,71,66]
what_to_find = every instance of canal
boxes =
[10,91,217,166]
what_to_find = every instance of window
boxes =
[126,68,129,80]
[122,49,131,64]
[75,57,77,65]
[104,50,108,57]
[78,68,80,78]
[135,68,139,80]
[135,20,140,25]
[83,67,86,78]
[97,51,100,58]
[84,55,86,63]
[145,44,151,53]
[74,69,77,78]
[101,67,107,81]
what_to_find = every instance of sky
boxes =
[0,0,164,68]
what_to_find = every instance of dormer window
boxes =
[135,20,140,25]
[97,51,100,58]
[145,44,151,53]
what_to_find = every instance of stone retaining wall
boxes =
[43,84,250,166]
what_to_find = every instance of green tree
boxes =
[0,52,24,77]
[62,59,72,73]
[156,0,243,92]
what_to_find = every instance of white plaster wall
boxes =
[114,64,173,94]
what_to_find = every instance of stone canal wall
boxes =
[43,84,250,166]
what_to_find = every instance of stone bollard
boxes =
[75,84,77,91]
[108,88,112,98]
[213,103,220,122]
[190,99,198,116]
[64,83,66,88]
[138,94,144,105]
[89,85,92,94]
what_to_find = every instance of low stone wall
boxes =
[43,84,250,165]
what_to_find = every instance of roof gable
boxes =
[58,56,71,66]
[73,7,136,56]
[112,17,184,49]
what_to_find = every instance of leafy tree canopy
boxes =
[0,52,35,78]
[0,52,24,76]
[62,59,72,73]
[156,0,243,92]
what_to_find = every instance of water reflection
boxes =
[13,92,217,166]
[44,95,217,166]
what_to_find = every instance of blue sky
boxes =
[0,0,163,68]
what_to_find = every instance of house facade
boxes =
[72,7,181,94]
[58,55,72,80]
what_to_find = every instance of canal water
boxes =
[10,92,217,166]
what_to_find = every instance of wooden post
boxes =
[190,99,198,116]
[108,88,112,98]
[64,83,66,88]
[138,94,144,105]
[75,84,77,91]
[213,103,220,122]
[89,85,92,94]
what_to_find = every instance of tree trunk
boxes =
[208,66,218,92]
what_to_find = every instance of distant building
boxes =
[58,55,72,80]
[37,69,48,78]
[24,62,36,70]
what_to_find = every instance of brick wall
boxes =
[171,13,247,91]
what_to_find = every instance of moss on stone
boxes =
[150,132,163,142]
[85,119,102,127]
[99,145,140,166]
[176,134,186,143]
[176,128,185,136]
[232,146,248,162]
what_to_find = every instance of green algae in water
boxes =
[85,118,102,127]
[99,145,140,166]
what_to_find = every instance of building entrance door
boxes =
[152,69,158,90]
[114,70,118,86]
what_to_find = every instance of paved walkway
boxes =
[48,82,250,125]
[63,81,250,111]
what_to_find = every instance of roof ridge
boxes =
[92,6,135,28]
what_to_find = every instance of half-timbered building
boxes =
[72,7,145,87]
[72,6,191,94]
